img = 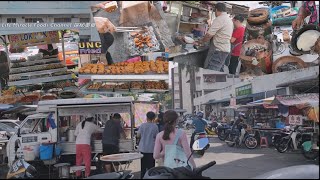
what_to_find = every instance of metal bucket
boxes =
[68,129,76,142]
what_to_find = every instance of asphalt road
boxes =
[129,134,317,179]
[1,134,317,179]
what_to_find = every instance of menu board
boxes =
[8,31,60,48]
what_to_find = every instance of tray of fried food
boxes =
[99,82,116,92]
[79,64,106,74]
[130,81,145,93]
[87,82,102,91]
[114,82,130,92]
[144,80,168,92]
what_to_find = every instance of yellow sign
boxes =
[8,31,60,48]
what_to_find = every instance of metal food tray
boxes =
[125,24,162,56]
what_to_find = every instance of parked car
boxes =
[0,119,20,129]
[0,122,16,138]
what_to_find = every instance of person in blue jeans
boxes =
[190,112,208,148]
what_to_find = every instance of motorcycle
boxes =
[7,140,38,179]
[225,127,258,149]
[143,138,216,179]
[216,123,231,141]
[275,125,311,153]
[272,129,291,148]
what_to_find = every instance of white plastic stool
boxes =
[70,166,85,179]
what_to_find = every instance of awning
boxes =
[276,75,319,88]
[203,98,230,105]
[272,93,319,106]
[0,104,14,110]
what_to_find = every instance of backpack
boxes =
[164,129,192,169]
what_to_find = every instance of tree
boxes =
[151,92,172,110]
[177,62,200,114]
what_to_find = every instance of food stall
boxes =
[1,30,75,104]
[6,97,136,167]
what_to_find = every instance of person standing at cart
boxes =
[37,43,59,57]
[197,2,233,72]
[102,113,127,173]
[74,113,103,178]
[228,14,245,75]
[137,111,159,178]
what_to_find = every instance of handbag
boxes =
[164,129,191,169]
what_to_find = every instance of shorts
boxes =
[103,144,119,165]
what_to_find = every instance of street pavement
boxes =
[0,131,317,179]
[129,131,317,179]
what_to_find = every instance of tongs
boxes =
[115,26,147,33]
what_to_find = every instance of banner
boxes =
[78,41,102,54]
[8,31,60,48]
[120,102,159,127]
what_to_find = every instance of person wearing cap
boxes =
[74,114,103,177]
[102,113,127,173]
[190,112,208,148]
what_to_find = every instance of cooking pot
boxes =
[291,24,320,54]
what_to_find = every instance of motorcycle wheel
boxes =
[276,138,290,153]
[226,134,235,147]
[302,149,319,160]
[244,136,258,149]
[218,130,226,141]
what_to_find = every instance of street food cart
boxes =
[6,97,135,166]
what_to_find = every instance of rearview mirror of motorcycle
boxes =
[192,138,209,151]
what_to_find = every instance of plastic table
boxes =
[100,153,143,172]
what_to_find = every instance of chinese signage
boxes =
[235,84,252,97]
[8,31,59,48]
[289,115,303,125]
[78,41,101,54]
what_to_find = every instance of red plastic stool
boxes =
[260,137,269,148]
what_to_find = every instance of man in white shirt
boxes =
[198,3,233,72]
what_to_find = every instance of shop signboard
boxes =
[8,31,59,48]
[78,41,102,54]
[235,84,252,97]
[289,115,303,125]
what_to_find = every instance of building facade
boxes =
[0,1,101,41]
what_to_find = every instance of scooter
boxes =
[7,140,38,179]
[216,123,231,141]
[225,127,258,149]
[194,132,210,156]
[143,138,216,179]
[275,125,311,153]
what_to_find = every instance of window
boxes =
[21,118,48,134]
[54,18,71,23]
[215,75,226,82]
[7,18,16,23]
[80,18,90,23]
[204,75,216,83]
[25,18,44,23]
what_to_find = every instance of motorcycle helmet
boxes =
[143,166,175,179]
[196,112,204,118]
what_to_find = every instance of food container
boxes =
[184,36,195,44]
[59,91,77,99]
